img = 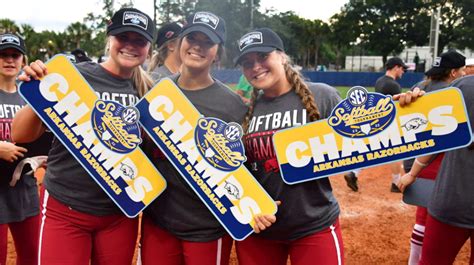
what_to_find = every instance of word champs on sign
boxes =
[19,55,166,217]
[136,78,277,241]
[273,87,472,184]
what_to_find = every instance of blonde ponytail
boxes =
[132,66,154,97]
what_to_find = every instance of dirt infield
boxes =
[6,165,470,264]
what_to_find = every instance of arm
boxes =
[12,105,45,143]
[12,60,48,143]
[397,154,435,192]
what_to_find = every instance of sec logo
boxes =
[348,86,367,106]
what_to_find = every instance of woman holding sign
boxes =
[140,11,247,265]
[234,28,344,265]
[399,50,466,265]
[397,80,474,264]
[12,8,155,265]
[0,32,43,265]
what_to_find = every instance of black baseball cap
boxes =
[181,11,226,44]
[425,50,466,76]
[234,28,284,65]
[71,48,92,62]
[386,57,408,70]
[0,33,26,54]
[107,7,155,42]
[156,22,182,48]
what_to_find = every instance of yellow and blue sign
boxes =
[274,87,472,184]
[136,78,277,241]
[19,55,167,217]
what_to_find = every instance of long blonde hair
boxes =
[105,37,153,97]
[242,52,320,132]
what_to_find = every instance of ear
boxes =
[278,51,287,65]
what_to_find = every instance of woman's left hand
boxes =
[397,173,416,193]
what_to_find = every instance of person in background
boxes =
[12,7,155,265]
[343,169,361,192]
[375,57,408,193]
[465,58,474,76]
[397,74,473,265]
[0,32,43,265]
[148,22,182,82]
[235,27,344,265]
[71,48,93,63]
[235,74,252,104]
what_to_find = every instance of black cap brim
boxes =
[108,27,153,42]
[233,46,277,65]
[181,25,221,44]
[425,67,445,76]
[0,44,26,55]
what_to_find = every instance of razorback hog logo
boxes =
[239,32,263,51]
[123,11,148,30]
[1,34,20,45]
[193,12,219,29]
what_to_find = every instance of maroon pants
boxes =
[236,219,344,265]
[140,216,233,265]
[419,214,474,265]
[0,215,39,265]
[39,189,138,265]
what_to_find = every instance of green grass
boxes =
[228,84,412,99]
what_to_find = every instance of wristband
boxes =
[414,158,428,167]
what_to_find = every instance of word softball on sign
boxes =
[136,78,277,241]
[19,55,167,217]
[274,86,472,184]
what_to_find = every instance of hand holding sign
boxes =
[273,87,472,184]
[18,55,167,217]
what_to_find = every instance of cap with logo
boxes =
[234,28,284,65]
[385,57,408,70]
[425,50,466,76]
[107,7,155,42]
[181,11,226,44]
[156,22,182,48]
[0,33,26,54]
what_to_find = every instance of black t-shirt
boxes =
[244,82,341,240]
[44,62,139,215]
[144,74,248,242]
[375,75,401,96]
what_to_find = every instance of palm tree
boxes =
[0,19,20,33]
[65,22,92,49]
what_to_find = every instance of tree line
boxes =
[1,0,472,70]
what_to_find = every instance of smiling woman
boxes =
[11,7,156,265]
[139,11,248,265]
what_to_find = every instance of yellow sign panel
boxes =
[273,88,472,184]
[19,55,167,217]
[137,78,277,240]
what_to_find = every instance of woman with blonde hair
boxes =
[234,28,344,265]
[148,22,182,81]
[12,7,155,265]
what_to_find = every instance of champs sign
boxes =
[19,55,166,217]
[136,78,277,241]
[274,87,472,184]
